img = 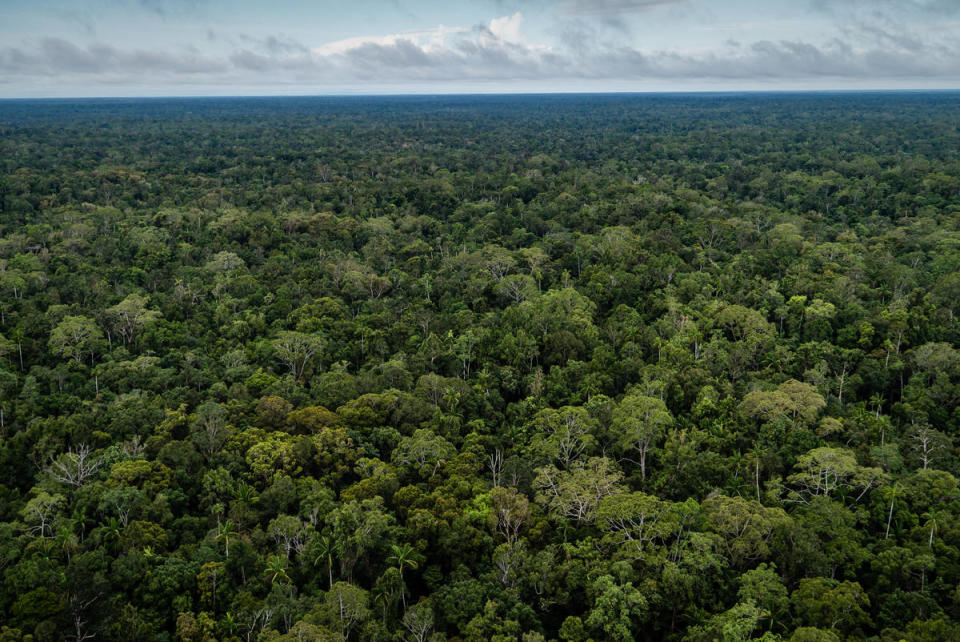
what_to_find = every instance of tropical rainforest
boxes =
[1,93,960,641]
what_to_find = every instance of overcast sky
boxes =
[2,0,960,97]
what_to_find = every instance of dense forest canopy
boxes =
[1,92,960,641]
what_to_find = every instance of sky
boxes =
[2,0,960,97]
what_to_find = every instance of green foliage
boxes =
[2,94,960,639]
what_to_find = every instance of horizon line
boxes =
[4,87,960,101]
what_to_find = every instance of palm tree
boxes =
[72,505,93,542]
[729,449,746,484]
[101,517,122,551]
[10,327,24,371]
[264,555,290,585]
[884,482,902,540]
[55,524,80,562]
[387,543,419,609]
[221,612,237,638]
[728,449,754,499]
[312,534,336,589]
[371,584,392,625]
[869,393,884,419]
[922,510,943,549]
[233,480,258,505]
[216,520,238,558]
[747,443,767,503]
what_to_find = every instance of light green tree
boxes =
[321,582,371,641]
[272,331,323,380]
[49,316,103,363]
[585,575,647,642]
[786,447,884,505]
[613,391,673,482]
[534,456,624,524]
[20,491,66,539]
[597,492,672,556]
[106,293,161,345]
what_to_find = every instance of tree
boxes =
[392,428,456,479]
[791,578,872,634]
[48,444,104,488]
[49,316,103,364]
[264,555,290,585]
[685,599,767,642]
[191,401,231,462]
[703,495,789,568]
[386,543,419,609]
[921,509,943,548]
[326,498,393,582]
[20,491,65,539]
[496,274,536,303]
[197,561,226,612]
[910,426,948,470]
[737,563,789,632]
[311,534,336,589]
[402,601,434,642]
[97,485,146,527]
[106,294,161,345]
[597,492,672,556]
[882,482,902,539]
[245,432,298,481]
[272,331,323,380]
[787,627,840,642]
[269,514,308,559]
[480,245,516,281]
[612,391,673,482]
[9,326,25,371]
[205,251,245,273]
[528,406,597,468]
[777,380,827,423]
[488,486,530,545]
[715,304,775,374]
[585,575,647,642]
[786,447,884,505]
[216,520,238,558]
[519,246,549,291]
[321,582,370,641]
[534,457,624,524]
[740,380,825,425]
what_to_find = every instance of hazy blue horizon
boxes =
[4,88,960,102]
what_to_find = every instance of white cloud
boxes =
[313,26,466,57]
[489,12,525,43]
[810,0,960,16]
[561,0,689,15]
[3,10,960,95]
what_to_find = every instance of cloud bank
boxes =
[2,8,959,95]
[560,0,691,16]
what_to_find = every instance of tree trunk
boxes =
[755,458,761,503]
[885,495,895,539]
